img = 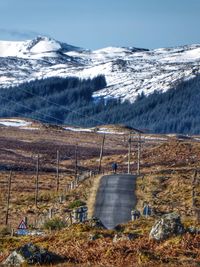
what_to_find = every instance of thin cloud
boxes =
[0,28,45,39]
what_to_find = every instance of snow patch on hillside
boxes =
[0,119,31,127]
[28,38,61,53]
[0,41,26,57]
[0,37,200,103]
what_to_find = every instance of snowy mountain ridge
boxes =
[0,36,200,102]
[0,36,82,58]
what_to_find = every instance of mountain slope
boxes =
[0,36,200,103]
[0,36,83,58]
[0,75,200,134]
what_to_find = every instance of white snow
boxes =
[65,127,93,133]
[65,126,126,135]
[29,39,61,54]
[0,36,62,58]
[0,41,25,57]
[0,37,200,103]
[0,119,31,127]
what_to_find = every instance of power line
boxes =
[10,83,108,126]
[0,95,67,125]
[0,104,57,125]
[0,101,125,145]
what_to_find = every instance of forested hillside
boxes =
[0,75,200,134]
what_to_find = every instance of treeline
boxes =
[0,74,200,134]
[0,75,106,124]
[87,75,200,134]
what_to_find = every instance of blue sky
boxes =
[0,0,199,49]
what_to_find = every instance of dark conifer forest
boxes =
[0,74,200,134]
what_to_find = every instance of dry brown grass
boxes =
[0,125,200,266]
[135,140,200,225]
[87,174,102,218]
[0,224,199,266]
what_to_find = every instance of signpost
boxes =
[17,219,28,236]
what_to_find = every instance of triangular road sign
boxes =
[17,219,27,229]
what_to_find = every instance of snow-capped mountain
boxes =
[0,36,200,102]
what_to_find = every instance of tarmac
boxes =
[94,174,136,229]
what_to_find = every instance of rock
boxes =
[149,213,184,241]
[187,226,200,234]
[113,233,136,242]
[88,233,103,241]
[26,230,45,236]
[87,217,106,229]
[3,243,64,266]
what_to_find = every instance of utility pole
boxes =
[192,170,197,184]
[56,150,60,192]
[74,145,78,184]
[128,132,131,174]
[5,171,12,225]
[192,170,197,208]
[98,134,105,174]
[192,186,196,207]
[35,154,39,208]
[137,133,141,176]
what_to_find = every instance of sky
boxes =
[0,0,199,50]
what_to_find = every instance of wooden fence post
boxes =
[56,150,60,192]
[74,145,78,185]
[35,155,39,208]
[98,134,105,174]
[192,170,197,184]
[192,170,198,208]
[128,132,131,174]
[137,133,141,176]
[5,171,12,225]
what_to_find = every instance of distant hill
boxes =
[0,36,200,133]
[0,75,200,134]
[0,36,200,103]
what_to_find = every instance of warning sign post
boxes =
[17,219,28,236]
[18,219,27,230]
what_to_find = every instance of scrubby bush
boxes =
[68,199,86,209]
[0,226,10,237]
[43,217,66,231]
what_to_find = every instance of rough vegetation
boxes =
[0,124,199,266]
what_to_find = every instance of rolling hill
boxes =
[0,36,200,133]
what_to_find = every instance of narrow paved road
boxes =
[94,174,136,229]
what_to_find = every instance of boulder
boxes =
[187,226,200,234]
[113,233,137,242]
[88,233,103,241]
[3,243,64,266]
[149,213,184,241]
[87,217,106,229]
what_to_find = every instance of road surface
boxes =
[94,174,136,229]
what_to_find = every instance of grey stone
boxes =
[87,217,106,229]
[88,233,103,241]
[149,213,185,241]
[187,226,200,234]
[113,233,136,242]
[3,243,64,266]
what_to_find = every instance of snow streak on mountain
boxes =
[0,36,200,102]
